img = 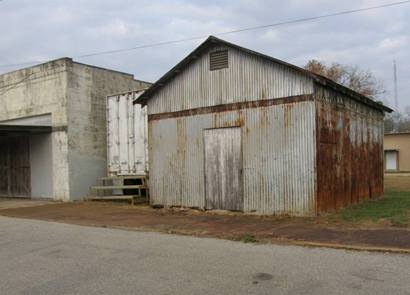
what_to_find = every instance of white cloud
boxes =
[86,20,138,38]
[378,36,408,51]
[259,30,281,43]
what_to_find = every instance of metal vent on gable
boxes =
[209,50,229,71]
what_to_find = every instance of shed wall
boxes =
[147,45,314,115]
[30,133,53,198]
[315,84,384,213]
[149,100,316,216]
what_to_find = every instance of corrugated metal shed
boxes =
[138,36,391,216]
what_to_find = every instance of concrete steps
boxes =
[97,175,147,181]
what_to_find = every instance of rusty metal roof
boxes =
[136,36,393,113]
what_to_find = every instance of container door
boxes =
[107,96,120,175]
[133,103,147,173]
[385,151,398,171]
[118,95,130,174]
[204,127,243,211]
[107,92,147,176]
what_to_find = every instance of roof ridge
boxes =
[136,36,392,113]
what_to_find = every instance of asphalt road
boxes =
[1,216,409,295]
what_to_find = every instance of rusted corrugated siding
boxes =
[147,45,314,115]
[315,84,384,213]
[149,100,316,216]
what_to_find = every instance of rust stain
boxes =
[148,94,313,121]
[284,104,293,129]
[259,107,269,128]
[316,100,384,214]
[176,118,187,168]
[213,113,219,128]
[234,110,245,126]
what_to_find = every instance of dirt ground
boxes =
[1,201,410,251]
[1,173,409,251]
[0,198,55,210]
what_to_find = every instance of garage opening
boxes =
[0,124,52,198]
[0,135,30,197]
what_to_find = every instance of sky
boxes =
[0,0,409,110]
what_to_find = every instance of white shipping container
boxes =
[106,90,148,176]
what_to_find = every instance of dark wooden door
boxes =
[0,136,8,196]
[204,127,243,211]
[9,136,31,197]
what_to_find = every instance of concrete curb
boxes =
[92,224,410,255]
[273,239,410,254]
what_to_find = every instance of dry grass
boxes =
[385,173,410,192]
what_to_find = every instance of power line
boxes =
[1,0,410,69]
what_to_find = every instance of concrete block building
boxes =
[0,58,150,200]
[137,36,392,216]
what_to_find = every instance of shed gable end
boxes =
[146,45,314,115]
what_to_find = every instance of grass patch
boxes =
[338,192,410,226]
[242,233,258,243]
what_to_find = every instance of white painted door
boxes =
[204,127,243,211]
[385,151,398,170]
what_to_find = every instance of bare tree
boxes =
[304,60,407,132]
[305,60,385,100]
